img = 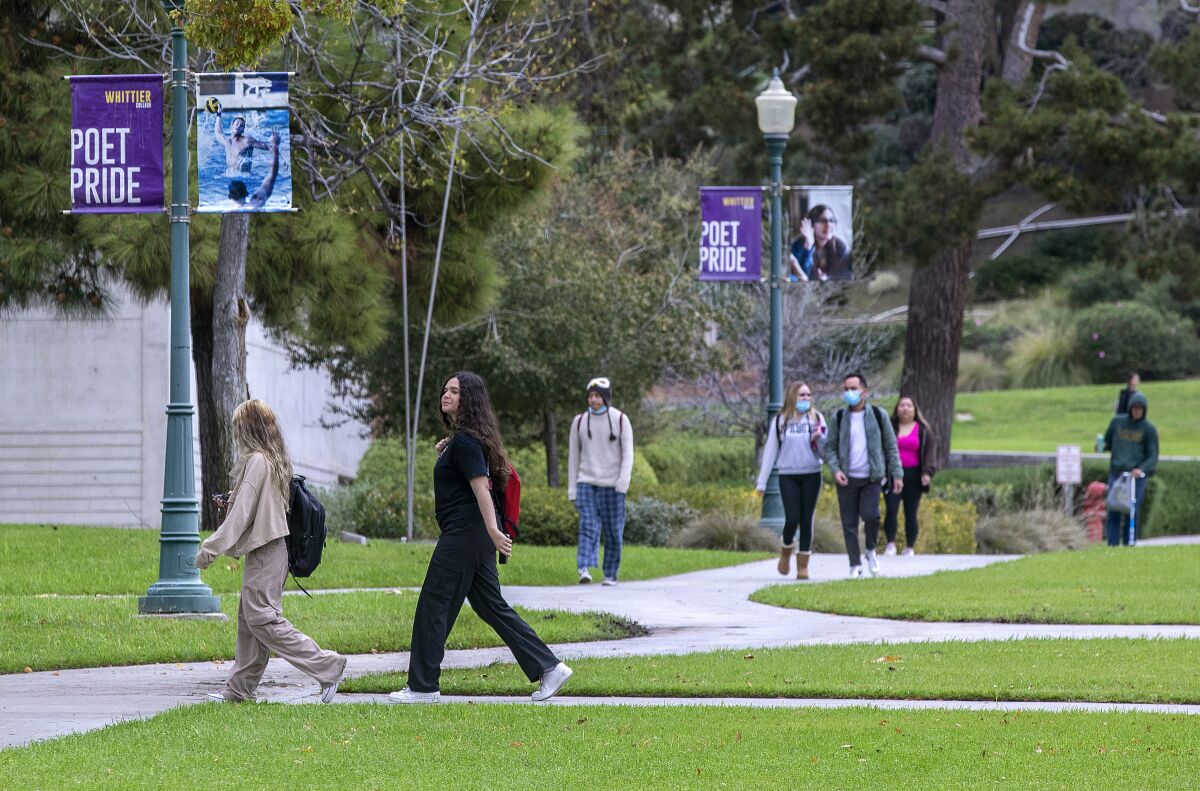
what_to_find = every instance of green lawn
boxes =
[0,525,768,596]
[751,545,1200,624]
[951,379,1199,454]
[345,638,1200,704]
[0,591,638,675]
[2,704,1196,789]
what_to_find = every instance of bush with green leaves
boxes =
[973,227,1114,301]
[623,497,697,547]
[514,485,579,546]
[1072,301,1200,382]
[1062,262,1142,309]
[640,436,755,486]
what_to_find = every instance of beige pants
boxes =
[224,537,345,700]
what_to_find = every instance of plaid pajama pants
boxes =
[575,482,625,580]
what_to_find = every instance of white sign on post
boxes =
[1056,444,1082,485]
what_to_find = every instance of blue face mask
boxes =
[842,390,862,407]
[588,405,608,415]
[796,399,811,413]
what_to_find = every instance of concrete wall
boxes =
[0,288,369,528]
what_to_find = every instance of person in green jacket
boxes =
[1101,392,1158,546]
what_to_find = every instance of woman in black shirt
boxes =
[388,371,573,703]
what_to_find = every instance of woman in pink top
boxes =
[883,396,935,555]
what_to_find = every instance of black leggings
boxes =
[883,466,924,547]
[779,472,822,552]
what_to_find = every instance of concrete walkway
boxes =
[4,545,1199,748]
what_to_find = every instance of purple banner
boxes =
[699,187,762,281]
[70,75,163,213]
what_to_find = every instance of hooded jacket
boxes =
[1102,392,1158,474]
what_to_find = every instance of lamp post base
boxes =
[138,584,222,615]
[758,470,786,534]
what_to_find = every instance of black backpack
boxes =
[286,475,326,584]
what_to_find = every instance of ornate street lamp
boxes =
[755,69,797,534]
[139,0,220,614]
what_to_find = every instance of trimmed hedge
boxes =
[935,462,1200,539]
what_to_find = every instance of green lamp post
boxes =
[139,0,220,615]
[755,69,797,534]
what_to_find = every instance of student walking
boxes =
[756,381,827,579]
[882,396,936,556]
[568,377,634,585]
[1101,391,1158,546]
[824,373,903,578]
[195,399,347,704]
[390,372,572,703]
[1115,372,1140,415]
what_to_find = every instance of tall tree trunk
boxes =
[213,211,252,459]
[543,404,560,487]
[191,290,220,532]
[900,0,991,472]
[1000,0,1046,88]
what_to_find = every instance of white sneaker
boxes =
[578,568,592,584]
[601,577,617,586]
[848,565,863,579]
[388,687,440,704]
[319,659,347,704]
[205,691,261,703]
[902,547,915,556]
[864,549,880,575]
[531,662,573,702]
[883,542,897,556]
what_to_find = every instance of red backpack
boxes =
[487,461,521,560]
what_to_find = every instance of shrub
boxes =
[1072,301,1200,383]
[670,514,777,552]
[641,436,754,485]
[973,252,1069,301]
[624,497,696,547]
[957,350,1005,392]
[961,319,1021,361]
[643,483,759,519]
[1005,325,1090,388]
[911,497,979,554]
[975,510,1089,554]
[1062,262,1142,309]
[321,480,438,541]
[867,270,901,296]
[515,486,578,546]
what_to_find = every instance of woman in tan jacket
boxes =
[195,399,346,703]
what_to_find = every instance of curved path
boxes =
[4,546,1200,748]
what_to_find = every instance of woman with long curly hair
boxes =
[389,372,573,704]
[196,399,346,703]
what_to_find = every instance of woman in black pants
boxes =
[755,381,827,579]
[883,396,935,555]
[389,371,573,703]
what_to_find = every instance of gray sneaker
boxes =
[531,662,573,702]
[319,657,347,703]
[578,567,592,584]
[388,688,441,704]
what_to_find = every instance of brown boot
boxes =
[796,552,810,580]
[777,544,793,575]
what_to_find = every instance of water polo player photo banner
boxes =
[68,74,164,214]
[788,185,853,282]
[698,187,763,282]
[195,73,292,214]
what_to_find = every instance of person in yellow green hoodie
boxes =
[1101,391,1157,546]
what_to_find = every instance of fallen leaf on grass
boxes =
[23,667,32,673]
[509,741,523,748]
[743,654,755,660]
[872,656,902,663]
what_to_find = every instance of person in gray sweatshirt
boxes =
[756,381,827,579]
[568,377,634,585]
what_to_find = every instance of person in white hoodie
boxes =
[568,377,634,585]
[756,381,827,580]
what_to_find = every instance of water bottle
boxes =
[1094,433,1104,453]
